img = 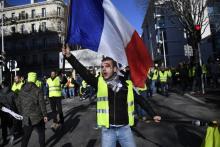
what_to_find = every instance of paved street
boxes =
[2,92,220,147]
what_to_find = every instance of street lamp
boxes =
[161,31,167,68]
[157,29,167,68]
[0,0,5,84]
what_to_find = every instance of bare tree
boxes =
[167,0,210,63]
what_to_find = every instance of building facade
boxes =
[208,0,220,59]
[0,0,67,77]
[142,0,187,67]
[142,0,214,67]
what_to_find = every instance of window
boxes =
[11,12,15,19]
[32,39,36,49]
[31,23,36,32]
[31,9,35,18]
[155,6,164,16]
[42,22,46,31]
[57,21,61,31]
[57,7,61,16]
[11,26,16,33]
[21,11,25,19]
[59,36,62,43]
[208,7,214,14]
[42,8,46,17]
[43,38,47,48]
[26,13,29,19]
[157,16,165,28]
[21,24,24,33]
[39,24,41,32]
[214,6,220,14]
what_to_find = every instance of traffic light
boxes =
[194,24,201,42]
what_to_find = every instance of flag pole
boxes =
[62,0,71,71]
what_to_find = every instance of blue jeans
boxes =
[62,88,67,98]
[101,125,136,147]
[151,80,157,94]
[160,82,168,96]
[68,87,75,97]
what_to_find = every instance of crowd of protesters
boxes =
[0,67,98,146]
[145,59,220,98]
[0,72,47,147]
[0,55,219,146]
[116,59,220,121]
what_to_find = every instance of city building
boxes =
[142,0,187,67]
[0,0,67,78]
[208,0,220,60]
[142,0,214,67]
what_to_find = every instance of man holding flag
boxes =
[64,0,161,146]
[62,45,161,147]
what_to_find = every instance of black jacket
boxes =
[0,86,17,111]
[66,54,156,125]
[16,82,47,126]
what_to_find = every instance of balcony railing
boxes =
[1,11,65,26]
[2,25,65,36]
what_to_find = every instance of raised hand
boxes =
[62,44,71,58]
[153,116,161,123]
[44,117,48,123]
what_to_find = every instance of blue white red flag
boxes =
[66,0,153,88]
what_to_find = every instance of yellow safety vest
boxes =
[147,70,152,79]
[35,80,42,88]
[97,76,134,128]
[202,64,208,74]
[11,82,24,94]
[152,69,159,80]
[82,80,87,88]
[201,126,220,147]
[167,69,172,78]
[189,66,195,77]
[80,80,87,94]
[47,77,62,97]
[159,71,168,82]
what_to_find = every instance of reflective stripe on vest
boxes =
[47,77,62,97]
[97,76,135,128]
[137,84,147,92]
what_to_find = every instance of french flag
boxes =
[66,0,153,88]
